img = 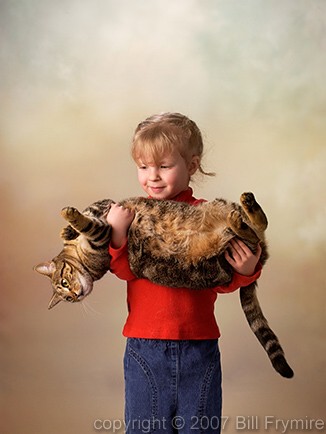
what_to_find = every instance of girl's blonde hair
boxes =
[131,112,214,176]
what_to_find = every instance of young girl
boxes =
[106,112,262,433]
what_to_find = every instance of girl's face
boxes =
[137,149,199,200]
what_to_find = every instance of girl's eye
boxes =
[61,279,69,288]
[160,164,172,169]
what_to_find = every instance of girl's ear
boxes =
[188,156,200,175]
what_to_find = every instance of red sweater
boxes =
[109,188,262,340]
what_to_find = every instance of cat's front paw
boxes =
[240,192,257,213]
[61,225,79,240]
[61,206,81,222]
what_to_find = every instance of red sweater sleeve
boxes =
[213,262,262,294]
[108,242,136,281]
[109,240,262,291]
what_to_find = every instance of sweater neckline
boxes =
[148,187,194,202]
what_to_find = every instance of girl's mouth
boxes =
[149,186,165,192]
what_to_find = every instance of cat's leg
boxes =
[61,207,94,230]
[61,207,111,241]
[240,192,268,231]
[61,225,79,240]
[227,209,260,243]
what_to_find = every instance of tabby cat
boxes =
[34,192,294,378]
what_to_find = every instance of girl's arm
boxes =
[109,241,136,281]
[107,204,136,281]
[225,238,262,276]
[214,239,263,294]
[106,203,135,249]
[215,262,262,294]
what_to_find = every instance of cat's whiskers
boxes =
[80,298,102,317]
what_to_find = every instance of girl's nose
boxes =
[148,167,160,181]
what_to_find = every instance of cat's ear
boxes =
[34,262,55,277]
[48,293,62,310]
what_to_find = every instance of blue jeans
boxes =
[124,338,222,434]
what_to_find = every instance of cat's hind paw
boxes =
[240,192,268,231]
[240,192,257,213]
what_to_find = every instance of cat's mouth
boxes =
[65,291,83,303]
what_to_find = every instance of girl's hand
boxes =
[225,238,262,276]
[106,203,135,249]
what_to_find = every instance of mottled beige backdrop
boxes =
[1,1,325,433]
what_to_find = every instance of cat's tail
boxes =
[239,283,294,378]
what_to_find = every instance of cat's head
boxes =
[34,259,93,309]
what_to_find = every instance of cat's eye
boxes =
[61,279,69,288]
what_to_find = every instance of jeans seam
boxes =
[198,359,217,416]
[128,345,159,426]
[197,346,220,433]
